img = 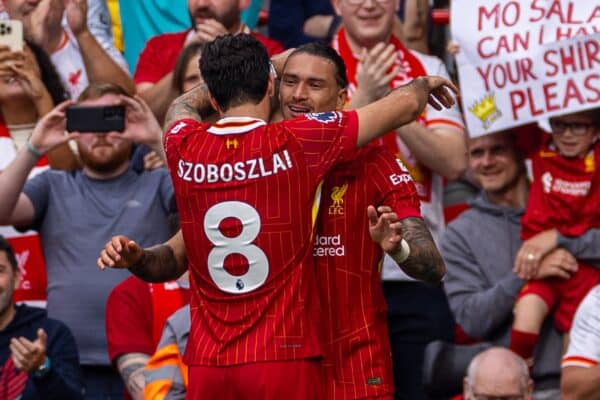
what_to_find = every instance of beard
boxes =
[190,6,239,31]
[78,143,132,174]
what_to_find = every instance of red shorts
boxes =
[186,359,323,400]
[517,262,600,332]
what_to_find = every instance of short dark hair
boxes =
[200,34,270,111]
[287,42,349,89]
[173,42,204,94]
[26,40,69,104]
[77,82,130,102]
[0,235,18,271]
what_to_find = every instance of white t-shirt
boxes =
[562,285,600,368]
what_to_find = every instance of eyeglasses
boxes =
[549,120,595,136]
[346,0,393,5]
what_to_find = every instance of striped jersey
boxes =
[164,111,358,365]
[315,144,421,399]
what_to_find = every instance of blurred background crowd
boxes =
[0,0,598,399]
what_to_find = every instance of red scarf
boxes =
[332,28,433,202]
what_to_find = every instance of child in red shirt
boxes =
[510,109,600,364]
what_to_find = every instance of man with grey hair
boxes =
[464,347,533,400]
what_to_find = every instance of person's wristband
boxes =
[26,140,43,160]
[395,239,411,264]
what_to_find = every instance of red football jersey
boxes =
[315,144,421,399]
[164,112,358,366]
[522,138,600,239]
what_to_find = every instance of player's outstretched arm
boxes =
[98,231,188,283]
[368,205,445,283]
[355,76,458,147]
[163,83,213,130]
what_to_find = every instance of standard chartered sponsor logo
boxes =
[542,172,591,196]
[313,234,345,257]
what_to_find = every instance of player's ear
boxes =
[208,94,222,115]
[336,88,347,110]
[267,74,275,99]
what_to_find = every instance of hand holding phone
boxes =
[0,20,23,52]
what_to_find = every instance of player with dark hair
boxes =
[99,34,456,399]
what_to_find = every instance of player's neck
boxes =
[221,101,270,122]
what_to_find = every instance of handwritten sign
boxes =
[452,1,600,136]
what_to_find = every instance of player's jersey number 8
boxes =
[204,201,269,294]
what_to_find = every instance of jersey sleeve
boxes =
[562,286,600,368]
[163,118,205,170]
[287,110,359,178]
[368,147,422,220]
[423,59,464,131]
[19,171,52,232]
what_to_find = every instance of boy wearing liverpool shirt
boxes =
[511,109,600,364]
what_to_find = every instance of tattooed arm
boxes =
[98,231,188,283]
[163,83,214,130]
[368,206,445,283]
[354,76,458,147]
[117,353,150,400]
[394,217,445,283]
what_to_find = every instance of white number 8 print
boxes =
[204,201,269,294]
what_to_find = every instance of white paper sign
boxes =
[451,0,600,137]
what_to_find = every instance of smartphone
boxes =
[0,20,23,52]
[66,105,126,133]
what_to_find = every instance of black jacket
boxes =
[0,305,83,399]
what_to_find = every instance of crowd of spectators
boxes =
[0,0,598,399]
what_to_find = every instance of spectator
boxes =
[99,33,457,399]
[561,285,600,400]
[0,83,175,399]
[3,0,134,98]
[171,42,204,96]
[463,347,533,400]
[330,1,466,398]
[0,41,77,308]
[441,130,600,398]
[143,304,190,400]
[510,110,600,365]
[0,235,84,400]
[134,0,284,123]
[105,270,190,400]
[106,0,189,73]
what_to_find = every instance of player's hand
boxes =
[514,229,558,280]
[191,19,228,44]
[368,205,403,254]
[419,76,458,110]
[98,235,143,270]
[534,248,577,280]
[29,100,79,154]
[355,43,400,103]
[10,328,47,372]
